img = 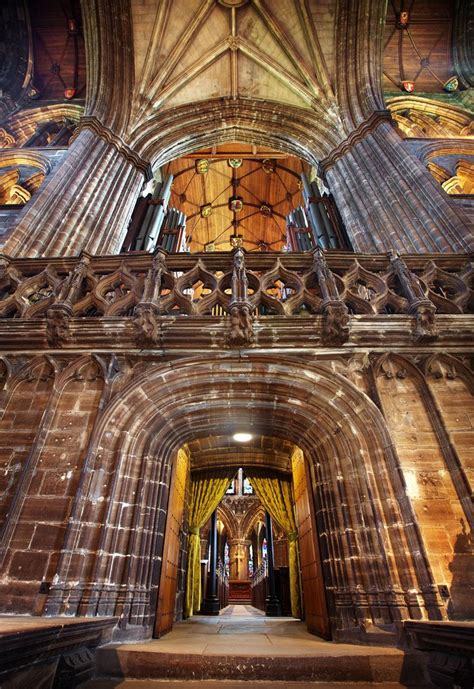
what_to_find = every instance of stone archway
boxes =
[44,353,445,641]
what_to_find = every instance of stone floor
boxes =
[99,604,410,658]
[86,605,432,687]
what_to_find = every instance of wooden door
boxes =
[292,448,331,639]
[154,448,189,637]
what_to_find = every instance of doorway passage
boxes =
[155,440,330,640]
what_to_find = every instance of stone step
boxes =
[80,682,431,689]
[95,644,429,684]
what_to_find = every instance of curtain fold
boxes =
[245,470,301,618]
[185,470,235,617]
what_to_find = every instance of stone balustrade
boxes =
[0,248,471,349]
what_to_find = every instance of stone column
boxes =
[264,512,281,617]
[202,510,220,615]
[4,121,151,258]
[321,114,473,254]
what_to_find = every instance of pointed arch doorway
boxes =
[51,355,441,644]
[154,438,330,640]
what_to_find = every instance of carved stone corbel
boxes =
[312,247,349,344]
[46,303,72,347]
[226,304,254,348]
[389,251,438,341]
[133,303,162,346]
[412,302,437,342]
[225,248,255,348]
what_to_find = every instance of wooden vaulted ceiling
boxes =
[383,0,455,94]
[164,143,307,252]
[27,0,86,102]
[2,1,466,145]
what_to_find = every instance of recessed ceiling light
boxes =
[233,432,252,442]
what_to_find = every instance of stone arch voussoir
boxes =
[47,354,441,635]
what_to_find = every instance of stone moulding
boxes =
[318,110,395,178]
[70,116,153,181]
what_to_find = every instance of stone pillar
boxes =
[264,512,281,617]
[321,114,473,254]
[202,510,220,615]
[4,121,150,258]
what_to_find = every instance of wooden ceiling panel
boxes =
[188,434,295,473]
[165,145,306,253]
[383,0,454,94]
[28,0,86,102]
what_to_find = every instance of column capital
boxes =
[71,115,153,181]
[318,110,394,180]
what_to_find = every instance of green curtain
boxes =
[185,470,234,617]
[246,470,301,619]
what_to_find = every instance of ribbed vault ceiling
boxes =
[130,0,335,119]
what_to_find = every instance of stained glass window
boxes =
[243,476,253,494]
[224,540,230,577]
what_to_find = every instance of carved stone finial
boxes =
[0,255,11,277]
[389,252,438,341]
[312,249,350,344]
[231,248,248,304]
[152,248,167,271]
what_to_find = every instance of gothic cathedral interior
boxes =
[0,1,472,688]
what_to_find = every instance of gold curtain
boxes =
[185,470,234,618]
[246,470,301,618]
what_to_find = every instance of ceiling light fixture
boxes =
[233,432,252,442]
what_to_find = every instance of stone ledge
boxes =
[0,314,472,352]
[0,616,117,689]
[404,621,474,689]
